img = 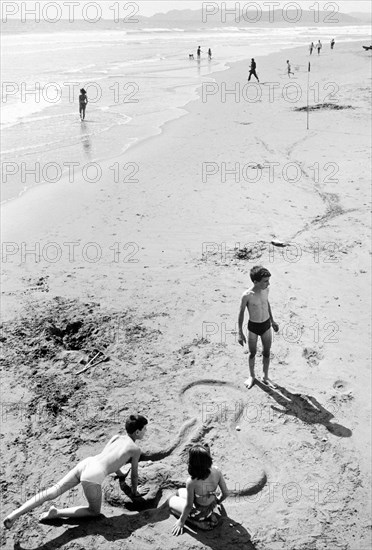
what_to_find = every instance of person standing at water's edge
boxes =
[309,42,314,55]
[238,266,279,389]
[331,38,335,50]
[197,46,201,59]
[3,414,148,529]
[287,60,294,77]
[208,48,212,60]
[316,40,322,55]
[79,88,88,121]
[248,58,259,82]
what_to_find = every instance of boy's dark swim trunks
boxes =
[248,318,271,336]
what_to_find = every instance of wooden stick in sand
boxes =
[76,351,106,375]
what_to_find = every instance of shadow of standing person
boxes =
[256,380,352,437]
[14,504,171,550]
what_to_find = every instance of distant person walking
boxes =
[316,40,322,55]
[309,42,314,55]
[79,88,88,121]
[197,46,201,59]
[208,48,212,60]
[248,58,259,82]
[331,38,335,50]
[286,60,294,77]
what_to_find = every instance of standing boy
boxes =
[238,266,279,389]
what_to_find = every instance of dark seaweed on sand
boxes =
[234,244,266,261]
[294,103,355,112]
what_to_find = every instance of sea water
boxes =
[1,25,370,201]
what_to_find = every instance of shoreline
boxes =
[0,39,355,208]
[3,32,370,206]
[2,40,371,330]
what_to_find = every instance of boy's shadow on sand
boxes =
[257,381,352,437]
[14,506,169,550]
[14,505,256,550]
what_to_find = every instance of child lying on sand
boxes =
[3,414,148,529]
[170,444,229,535]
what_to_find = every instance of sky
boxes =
[3,1,371,19]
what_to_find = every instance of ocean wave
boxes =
[1,136,71,155]
[61,64,97,74]
[1,101,55,128]
[2,29,129,44]
[1,116,132,158]
[138,27,182,32]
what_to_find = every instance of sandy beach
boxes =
[1,38,371,550]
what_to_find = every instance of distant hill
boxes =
[349,12,372,23]
[1,8,367,35]
[148,8,362,26]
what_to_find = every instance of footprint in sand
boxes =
[302,346,324,367]
[333,379,348,392]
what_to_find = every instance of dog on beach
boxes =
[189,54,194,59]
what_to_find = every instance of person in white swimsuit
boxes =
[3,414,148,529]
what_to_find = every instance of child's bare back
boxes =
[97,434,141,475]
[189,466,222,507]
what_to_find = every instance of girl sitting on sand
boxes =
[170,444,229,536]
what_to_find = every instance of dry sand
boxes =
[1,42,371,550]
